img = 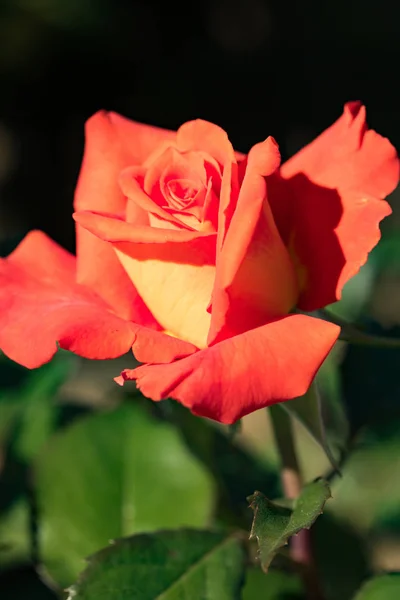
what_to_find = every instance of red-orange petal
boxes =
[73,210,214,244]
[75,112,176,216]
[73,110,170,324]
[277,102,399,310]
[0,231,136,368]
[131,329,198,364]
[176,119,236,166]
[208,137,298,344]
[117,314,340,424]
[119,167,192,229]
[74,210,217,349]
[176,119,240,246]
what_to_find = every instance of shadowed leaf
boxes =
[353,574,400,600]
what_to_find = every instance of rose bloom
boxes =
[0,103,398,423]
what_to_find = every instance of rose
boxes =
[0,104,398,423]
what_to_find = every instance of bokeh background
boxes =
[1,1,400,599]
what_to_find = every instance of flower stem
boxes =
[269,405,325,600]
[319,309,400,348]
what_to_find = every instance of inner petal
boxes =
[144,148,206,201]
[139,146,222,233]
[114,248,214,349]
[164,178,200,209]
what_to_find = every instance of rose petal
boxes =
[119,167,191,229]
[115,249,215,350]
[73,210,214,244]
[145,147,207,197]
[0,231,136,368]
[177,119,236,166]
[208,137,298,343]
[276,102,399,310]
[281,102,398,194]
[74,210,217,349]
[131,329,198,364]
[75,111,175,215]
[5,229,76,285]
[74,111,166,325]
[176,119,240,246]
[118,314,340,424]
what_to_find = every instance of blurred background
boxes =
[1,1,400,599]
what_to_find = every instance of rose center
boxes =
[165,178,199,209]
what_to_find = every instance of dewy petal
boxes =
[73,110,170,325]
[0,231,136,368]
[118,314,340,424]
[208,137,298,344]
[276,102,399,310]
[74,211,217,349]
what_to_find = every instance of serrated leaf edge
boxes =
[248,480,331,571]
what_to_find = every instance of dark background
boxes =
[0,0,399,251]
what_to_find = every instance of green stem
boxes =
[319,309,400,348]
[269,405,325,600]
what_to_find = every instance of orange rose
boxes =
[0,104,398,423]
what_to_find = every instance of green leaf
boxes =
[155,400,279,527]
[317,350,349,446]
[248,479,331,571]
[0,499,30,569]
[312,512,369,600]
[68,529,245,600]
[0,396,21,448]
[325,262,374,322]
[330,421,400,532]
[0,353,77,570]
[227,419,242,440]
[34,403,215,588]
[369,229,400,275]
[242,567,303,599]
[278,389,327,466]
[280,381,345,473]
[353,574,400,600]
[0,353,27,444]
[0,352,77,461]
[11,352,77,462]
